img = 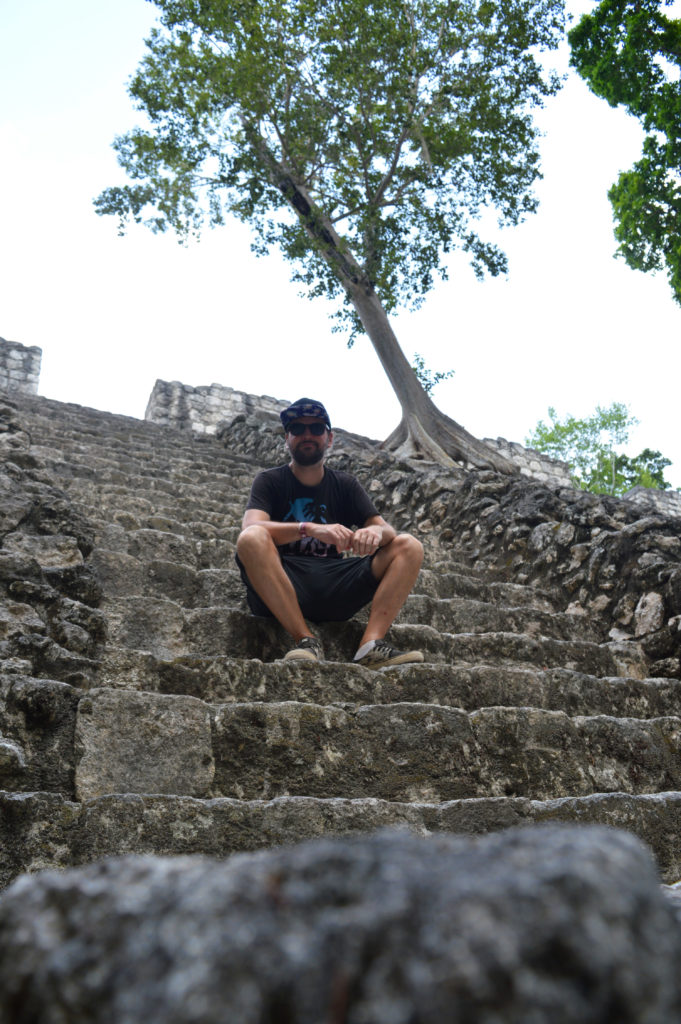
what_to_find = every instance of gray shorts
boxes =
[235,552,379,622]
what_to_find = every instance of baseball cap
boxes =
[280,398,331,431]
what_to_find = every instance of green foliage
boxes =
[411,354,455,395]
[525,402,674,495]
[96,0,565,338]
[568,0,681,304]
[617,447,673,491]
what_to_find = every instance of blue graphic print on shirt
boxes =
[283,497,328,525]
[283,497,330,557]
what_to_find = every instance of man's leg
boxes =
[360,533,424,646]
[236,525,312,643]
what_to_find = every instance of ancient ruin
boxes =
[2,337,681,1018]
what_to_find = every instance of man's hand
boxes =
[350,525,383,556]
[307,522,356,552]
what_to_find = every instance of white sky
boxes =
[2,0,680,485]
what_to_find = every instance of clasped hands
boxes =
[307,522,382,556]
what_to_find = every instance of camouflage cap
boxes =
[280,398,331,430]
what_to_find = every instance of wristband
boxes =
[299,522,308,538]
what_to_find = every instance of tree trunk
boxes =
[344,278,516,473]
[258,137,516,474]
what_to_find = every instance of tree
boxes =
[568,0,681,305]
[617,447,673,491]
[411,354,455,396]
[525,402,674,495]
[95,0,565,470]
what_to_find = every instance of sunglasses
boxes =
[287,422,327,436]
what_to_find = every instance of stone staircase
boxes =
[2,392,681,888]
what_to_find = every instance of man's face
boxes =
[286,417,331,466]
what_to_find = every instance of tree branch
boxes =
[246,123,368,290]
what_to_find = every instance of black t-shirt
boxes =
[245,464,379,558]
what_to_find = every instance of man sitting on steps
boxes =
[235,397,425,669]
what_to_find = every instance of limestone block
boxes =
[0,677,81,793]
[0,601,45,639]
[604,640,649,680]
[635,592,665,636]
[3,532,84,568]
[0,472,34,532]
[212,701,478,802]
[0,738,26,781]
[88,549,146,596]
[0,428,30,456]
[103,596,186,659]
[1,827,680,1023]
[75,689,215,800]
[528,521,559,552]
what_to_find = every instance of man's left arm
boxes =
[351,515,396,557]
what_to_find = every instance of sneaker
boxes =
[353,639,424,669]
[283,636,324,663]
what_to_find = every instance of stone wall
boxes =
[623,485,681,518]
[0,339,41,396]
[483,436,573,488]
[438,470,681,677]
[144,379,286,435]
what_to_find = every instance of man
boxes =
[235,397,425,668]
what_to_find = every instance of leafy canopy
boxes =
[525,402,673,495]
[569,0,681,304]
[96,0,565,338]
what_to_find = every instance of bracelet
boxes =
[299,521,308,538]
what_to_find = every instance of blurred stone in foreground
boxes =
[1,825,680,1024]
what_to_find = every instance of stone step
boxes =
[90,554,245,607]
[89,551,580,639]
[11,677,672,803]
[32,433,236,461]
[72,497,245,535]
[32,445,248,482]
[95,652,681,719]
[89,554,560,625]
[47,455,253,490]
[394,594,599,641]
[62,477,246,511]
[4,788,681,891]
[416,569,557,608]
[0,678,81,795]
[98,599,638,674]
[18,396,218,448]
[30,429,217,463]
[64,690,681,804]
[90,530,237,571]
[57,471,250,508]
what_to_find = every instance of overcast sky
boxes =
[2,0,680,485]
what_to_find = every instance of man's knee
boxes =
[372,532,424,580]
[391,532,424,565]
[236,523,276,562]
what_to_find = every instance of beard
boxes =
[290,442,325,466]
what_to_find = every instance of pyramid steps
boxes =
[99,587,599,646]
[8,677,681,803]
[4,790,681,890]
[1,391,680,888]
[94,654,681,718]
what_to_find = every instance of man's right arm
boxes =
[241,509,355,552]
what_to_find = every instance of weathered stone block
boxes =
[635,591,666,636]
[74,689,214,800]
